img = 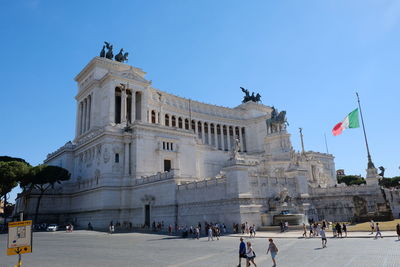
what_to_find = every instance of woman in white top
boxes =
[246,241,257,266]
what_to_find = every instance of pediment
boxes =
[119,71,148,84]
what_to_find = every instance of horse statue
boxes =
[104,41,114,60]
[115,48,129,62]
[266,108,289,134]
[378,166,385,178]
[99,45,106,57]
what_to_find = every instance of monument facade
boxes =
[16,56,394,229]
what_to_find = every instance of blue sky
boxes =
[1,0,400,202]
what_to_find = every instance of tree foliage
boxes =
[0,159,30,221]
[0,156,30,166]
[337,175,366,186]
[20,164,70,223]
[0,161,30,200]
[379,176,400,188]
[21,165,70,191]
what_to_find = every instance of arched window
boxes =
[172,116,176,127]
[191,120,196,131]
[151,110,156,123]
[165,114,170,126]
[185,119,189,130]
[178,117,183,128]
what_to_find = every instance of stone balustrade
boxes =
[177,176,226,191]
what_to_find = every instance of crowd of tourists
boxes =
[301,220,348,240]
[233,222,257,238]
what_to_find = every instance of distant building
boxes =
[16,57,397,228]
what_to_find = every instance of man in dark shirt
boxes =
[238,237,247,267]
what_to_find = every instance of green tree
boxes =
[337,175,366,186]
[0,160,30,222]
[20,165,70,223]
[379,176,400,188]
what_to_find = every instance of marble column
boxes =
[222,126,226,151]
[207,123,211,145]
[79,102,83,135]
[239,127,244,152]
[227,126,231,151]
[87,95,91,130]
[83,99,87,133]
[214,125,218,149]
[131,91,136,122]
[121,89,127,124]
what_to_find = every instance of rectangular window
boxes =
[164,159,171,172]
[115,153,119,163]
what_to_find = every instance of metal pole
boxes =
[324,133,329,154]
[356,92,375,169]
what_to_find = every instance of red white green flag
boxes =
[332,108,360,136]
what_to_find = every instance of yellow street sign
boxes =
[7,220,33,256]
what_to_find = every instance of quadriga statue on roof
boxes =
[100,42,129,63]
[115,48,129,63]
[240,87,261,103]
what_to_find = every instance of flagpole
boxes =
[356,92,375,169]
[324,133,329,154]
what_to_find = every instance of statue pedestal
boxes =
[366,167,380,186]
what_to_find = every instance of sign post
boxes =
[7,220,33,266]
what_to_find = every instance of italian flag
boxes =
[332,108,360,136]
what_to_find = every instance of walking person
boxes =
[309,223,313,237]
[320,227,327,248]
[374,222,383,239]
[336,223,342,238]
[302,223,307,238]
[246,241,257,267]
[370,220,375,234]
[266,238,278,267]
[168,224,172,235]
[237,237,247,267]
[249,225,253,238]
[252,224,256,237]
[396,223,400,240]
[332,222,336,237]
[109,221,114,234]
[208,226,214,241]
[342,223,347,237]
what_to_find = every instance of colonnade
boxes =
[148,110,246,152]
[78,94,92,135]
[115,87,142,125]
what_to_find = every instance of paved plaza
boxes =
[1,231,399,267]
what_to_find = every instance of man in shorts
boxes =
[238,237,246,267]
[266,238,278,267]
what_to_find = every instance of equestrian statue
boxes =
[266,106,289,134]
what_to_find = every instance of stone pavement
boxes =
[1,231,399,267]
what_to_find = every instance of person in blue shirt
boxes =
[238,237,247,267]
